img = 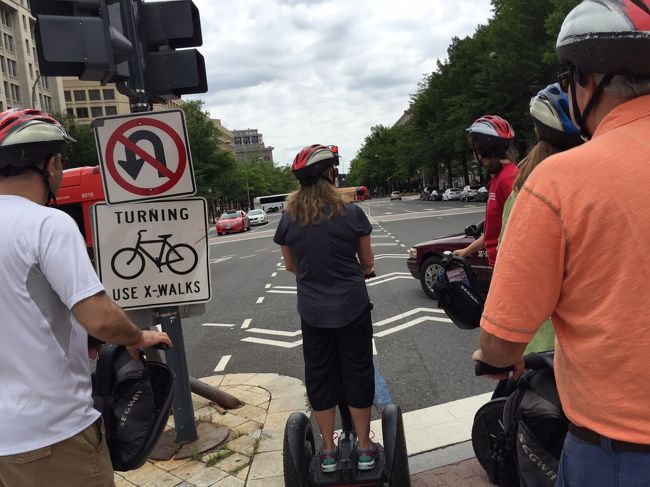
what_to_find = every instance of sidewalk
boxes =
[116,373,493,486]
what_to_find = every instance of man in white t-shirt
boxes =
[0,109,172,487]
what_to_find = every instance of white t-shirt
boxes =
[0,195,105,455]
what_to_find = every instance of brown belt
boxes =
[569,423,650,453]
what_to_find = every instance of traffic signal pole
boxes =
[118,0,198,445]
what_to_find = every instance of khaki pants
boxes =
[0,419,114,487]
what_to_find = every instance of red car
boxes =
[407,224,492,299]
[216,210,250,235]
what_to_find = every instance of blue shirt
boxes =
[273,204,372,328]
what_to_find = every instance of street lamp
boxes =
[31,73,42,109]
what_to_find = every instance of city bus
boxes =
[253,193,291,212]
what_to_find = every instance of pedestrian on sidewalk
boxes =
[0,109,172,487]
[473,1,650,484]
[453,115,518,267]
[274,144,378,473]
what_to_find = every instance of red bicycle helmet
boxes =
[466,115,515,140]
[291,144,340,186]
[557,0,650,78]
[0,109,74,168]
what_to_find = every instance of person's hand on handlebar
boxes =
[127,330,173,360]
[453,248,470,258]
[472,348,525,380]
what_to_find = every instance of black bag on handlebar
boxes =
[472,352,568,487]
[92,345,175,471]
[435,254,485,329]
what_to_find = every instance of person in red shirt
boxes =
[453,115,518,266]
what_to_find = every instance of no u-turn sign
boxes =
[93,109,196,204]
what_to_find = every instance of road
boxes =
[180,195,494,417]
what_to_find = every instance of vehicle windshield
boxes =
[248,210,264,216]
[220,211,240,220]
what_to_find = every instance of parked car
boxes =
[475,186,489,202]
[407,223,492,300]
[216,210,250,235]
[428,188,443,201]
[390,191,402,201]
[247,209,268,226]
[460,184,482,202]
[442,188,463,201]
[420,187,431,200]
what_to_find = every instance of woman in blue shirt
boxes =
[274,144,377,473]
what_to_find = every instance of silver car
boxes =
[247,209,268,226]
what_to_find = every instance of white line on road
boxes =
[256,248,268,252]
[271,272,278,277]
[276,263,282,267]
[373,307,447,327]
[367,275,413,287]
[372,234,391,238]
[246,328,302,337]
[272,286,297,289]
[210,256,234,264]
[256,297,265,304]
[241,319,252,329]
[372,339,377,356]
[202,323,235,328]
[265,284,272,289]
[214,355,232,372]
[241,337,303,348]
[372,242,400,247]
[374,316,452,337]
[272,249,280,253]
[240,254,256,259]
[375,208,484,223]
[267,290,297,294]
[395,240,401,243]
[400,244,406,248]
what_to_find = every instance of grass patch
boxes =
[204,448,234,467]
[195,413,213,425]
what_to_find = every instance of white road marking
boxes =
[256,297,265,304]
[272,249,280,253]
[366,275,413,286]
[265,283,272,289]
[256,248,268,252]
[273,286,297,290]
[370,393,492,455]
[210,256,234,264]
[240,254,256,259]
[395,240,401,243]
[387,233,392,236]
[271,272,278,277]
[276,263,282,267]
[241,337,303,348]
[246,328,302,337]
[213,355,232,372]
[374,316,452,337]
[202,323,235,328]
[400,244,406,248]
[267,290,297,294]
[241,319,252,329]
[375,208,484,223]
[372,339,377,356]
[373,307,447,327]
[374,254,408,260]
[372,234,391,238]
[372,242,400,247]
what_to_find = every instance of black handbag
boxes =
[92,344,175,471]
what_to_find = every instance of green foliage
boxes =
[56,113,99,168]
[351,0,581,189]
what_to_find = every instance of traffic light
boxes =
[31,0,133,84]
[139,1,207,101]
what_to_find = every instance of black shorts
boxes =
[301,304,375,411]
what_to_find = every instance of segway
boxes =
[283,403,410,487]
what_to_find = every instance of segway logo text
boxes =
[519,433,557,480]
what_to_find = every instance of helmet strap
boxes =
[28,163,57,207]
[570,68,613,140]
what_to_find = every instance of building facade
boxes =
[61,77,185,123]
[0,0,66,113]
[212,119,236,155]
[233,129,274,163]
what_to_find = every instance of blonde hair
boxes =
[285,177,347,226]
[513,140,561,192]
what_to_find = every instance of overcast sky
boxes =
[190,1,494,172]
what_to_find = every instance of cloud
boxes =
[190,0,494,171]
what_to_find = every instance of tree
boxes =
[56,113,99,167]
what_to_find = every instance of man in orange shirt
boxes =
[473,1,650,485]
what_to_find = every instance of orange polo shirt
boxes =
[481,94,650,444]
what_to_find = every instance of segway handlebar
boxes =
[474,351,555,376]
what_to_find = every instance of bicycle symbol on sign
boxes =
[111,229,198,280]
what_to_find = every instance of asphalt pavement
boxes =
[180,197,493,417]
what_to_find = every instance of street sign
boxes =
[93,109,196,204]
[92,198,211,310]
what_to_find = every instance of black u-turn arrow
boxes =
[118,130,168,180]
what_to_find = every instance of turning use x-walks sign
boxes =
[93,109,197,204]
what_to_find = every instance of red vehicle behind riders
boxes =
[216,209,250,236]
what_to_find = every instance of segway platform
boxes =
[309,436,387,486]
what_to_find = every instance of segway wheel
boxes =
[472,397,512,484]
[283,412,315,487]
[382,404,411,487]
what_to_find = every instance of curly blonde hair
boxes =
[285,177,347,226]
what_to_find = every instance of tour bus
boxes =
[253,193,290,213]
[57,165,105,256]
